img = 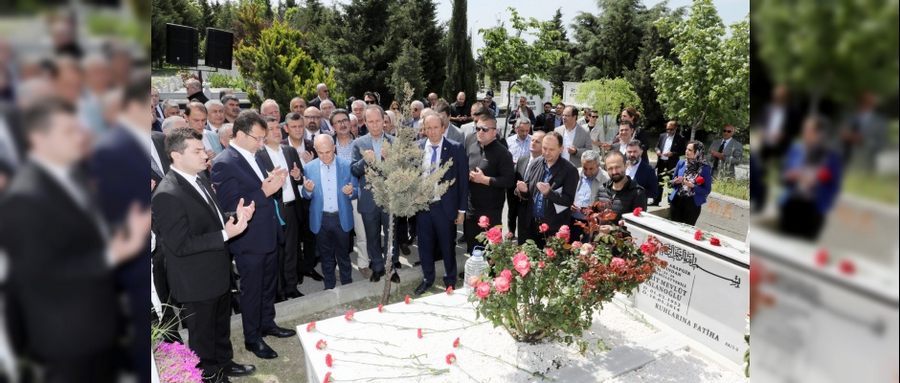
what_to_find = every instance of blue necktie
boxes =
[430,145,438,174]
[533,163,551,219]
[274,201,285,226]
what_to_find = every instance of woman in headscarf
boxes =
[668,140,713,225]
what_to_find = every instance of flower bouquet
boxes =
[468,201,667,345]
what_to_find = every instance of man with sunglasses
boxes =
[462,114,515,254]
[308,83,331,109]
[708,124,743,179]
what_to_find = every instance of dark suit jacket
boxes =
[655,132,686,170]
[151,131,171,188]
[282,136,317,162]
[211,146,278,256]
[631,159,658,205]
[0,161,117,359]
[419,138,469,219]
[517,157,579,231]
[152,171,231,302]
[256,144,303,245]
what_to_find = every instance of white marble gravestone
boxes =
[623,212,750,369]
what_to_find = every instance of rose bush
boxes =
[469,201,667,345]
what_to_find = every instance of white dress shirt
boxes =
[422,138,444,201]
[562,126,576,161]
[265,145,296,203]
[506,135,531,164]
[288,136,311,166]
[661,134,674,160]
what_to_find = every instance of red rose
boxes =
[316,339,327,350]
[344,309,354,321]
[556,225,571,241]
[475,282,491,299]
[544,248,556,259]
[306,321,316,332]
[539,223,549,233]
[453,337,460,348]
[817,167,832,183]
[446,353,457,365]
[486,226,503,244]
[640,241,658,255]
[478,215,490,228]
[814,249,829,267]
[695,175,705,186]
[378,304,384,312]
[710,237,721,246]
[493,276,511,293]
[325,353,333,367]
[404,294,411,304]
[694,230,703,241]
[446,285,454,295]
[633,207,643,217]
[839,259,856,275]
[417,328,423,339]
[323,372,332,383]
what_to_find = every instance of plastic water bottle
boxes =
[464,246,488,290]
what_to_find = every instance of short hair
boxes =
[184,78,201,90]
[204,99,224,110]
[219,89,234,100]
[316,83,328,92]
[516,117,532,128]
[221,94,240,105]
[122,76,149,108]
[351,99,366,109]
[161,116,185,133]
[260,99,279,112]
[470,102,485,116]
[478,113,497,125]
[604,150,626,166]
[555,102,565,108]
[320,99,335,108]
[365,104,385,116]
[626,139,643,149]
[330,108,350,125]
[543,101,552,107]
[285,112,303,121]
[622,107,640,123]
[23,98,75,135]
[544,131,563,147]
[431,99,451,115]
[165,127,202,158]
[184,101,207,116]
[410,100,424,110]
[217,124,232,137]
[565,105,578,117]
[581,150,600,164]
[233,110,267,138]
[618,121,634,130]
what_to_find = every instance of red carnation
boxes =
[316,339,327,350]
[539,223,549,233]
[814,249,829,267]
[695,175,705,186]
[404,294,411,304]
[306,321,316,332]
[694,230,703,241]
[344,309,354,321]
[325,353,333,367]
[710,237,721,246]
[378,304,384,312]
[839,259,856,275]
[817,167,832,183]
[417,328,423,339]
[445,353,457,365]
[453,337,460,348]
[446,285,454,295]
[633,207,643,217]
[323,372,332,383]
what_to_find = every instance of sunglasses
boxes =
[365,100,376,105]
[475,126,494,132]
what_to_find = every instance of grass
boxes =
[841,170,899,206]
[712,177,750,200]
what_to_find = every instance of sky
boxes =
[322,0,750,53]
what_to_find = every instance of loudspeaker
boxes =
[165,23,198,67]
[205,28,234,70]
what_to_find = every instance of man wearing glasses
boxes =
[654,120,686,205]
[308,83,331,109]
[708,124,743,179]
[463,114,515,254]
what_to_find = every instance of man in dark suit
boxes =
[281,112,321,286]
[352,105,399,283]
[624,139,658,207]
[653,121,686,205]
[509,131,545,238]
[257,117,307,300]
[152,127,257,383]
[0,99,148,382]
[307,83,331,109]
[211,111,295,360]
[514,132,578,248]
[414,115,469,295]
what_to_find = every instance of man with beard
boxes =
[594,150,647,226]
[624,140,658,206]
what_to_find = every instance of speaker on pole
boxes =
[205,28,234,70]
[165,23,198,67]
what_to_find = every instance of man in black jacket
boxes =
[514,132,578,247]
[463,114,515,253]
[594,150,647,226]
[152,127,258,382]
[653,121,685,205]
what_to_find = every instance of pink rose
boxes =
[571,241,583,250]
[493,276,511,293]
[478,215,490,228]
[513,253,531,277]
[544,248,556,259]
[500,269,513,283]
[486,226,503,244]
[556,225,571,241]
[475,282,491,299]
[579,243,594,256]
[640,241,657,255]
[610,257,626,269]
[538,261,546,269]
[505,231,514,240]
[539,223,549,233]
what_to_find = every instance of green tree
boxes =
[389,44,426,105]
[387,0,445,100]
[575,78,642,131]
[753,0,899,109]
[233,20,338,111]
[328,0,398,103]
[547,9,573,96]
[569,0,646,81]
[443,0,477,102]
[478,8,568,134]
[651,0,749,139]
[150,0,203,66]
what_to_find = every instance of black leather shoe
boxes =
[414,282,431,296]
[371,270,385,282]
[263,326,296,338]
[224,362,256,377]
[390,271,400,283]
[285,289,304,299]
[305,270,324,281]
[245,340,278,359]
[393,262,402,270]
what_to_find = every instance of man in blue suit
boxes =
[625,139,658,206]
[414,115,469,295]
[352,105,398,283]
[211,111,295,361]
[301,134,359,290]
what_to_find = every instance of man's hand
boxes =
[536,182,551,196]
[262,167,287,197]
[363,149,376,164]
[342,182,353,196]
[301,150,314,163]
[224,201,250,240]
[469,167,489,185]
[290,163,302,181]
[150,179,156,191]
[455,212,465,225]
[567,146,577,155]
[303,176,315,193]
[516,180,528,193]
[108,203,151,265]
[673,176,684,185]
[235,198,256,222]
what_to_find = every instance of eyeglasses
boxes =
[246,132,265,142]
[365,100,376,105]
[475,126,495,132]
[590,115,599,119]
